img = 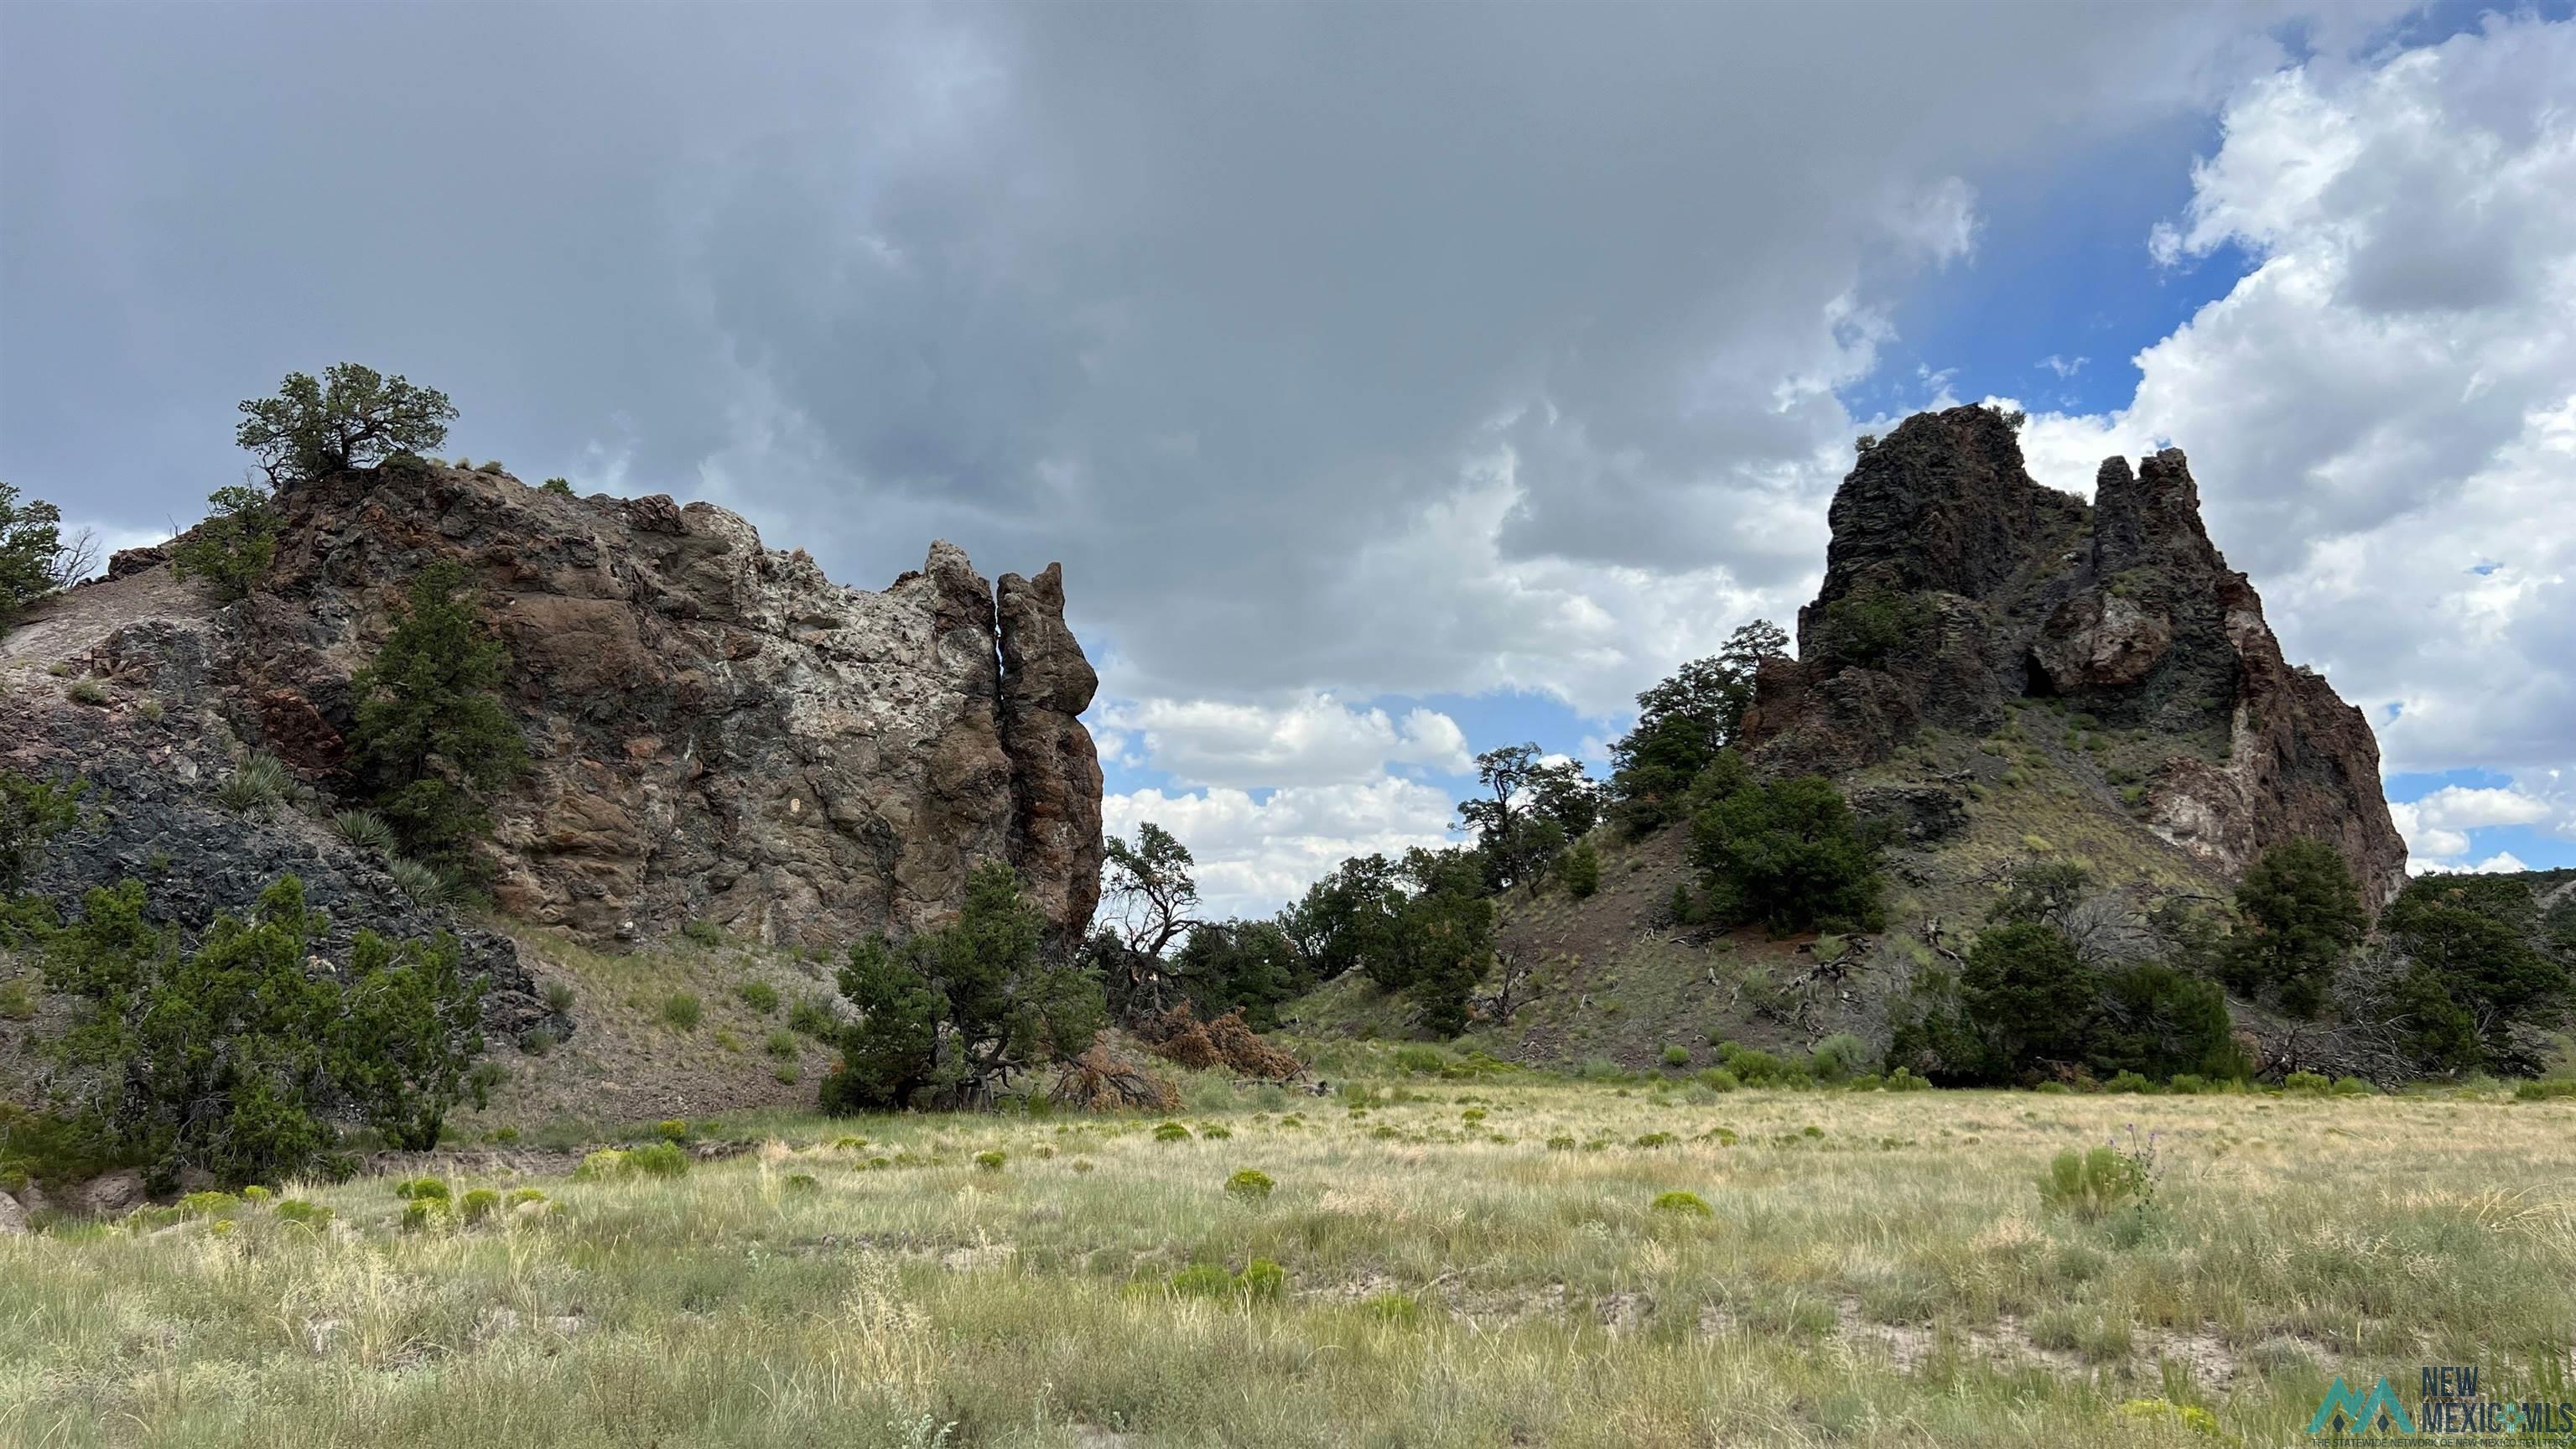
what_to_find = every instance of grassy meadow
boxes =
[6,1064,2574,1448]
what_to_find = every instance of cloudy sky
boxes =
[5,1,2571,915]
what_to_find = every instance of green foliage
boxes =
[393,1176,449,1202]
[273,1198,331,1228]
[542,979,576,1015]
[386,858,449,906]
[2226,839,2365,1018]
[1607,621,1789,834]
[1820,585,1934,668]
[45,874,487,1186]
[1224,1168,1275,1201]
[169,484,280,601]
[65,677,107,707]
[1239,1257,1286,1301]
[1152,1121,1192,1142]
[682,918,724,948]
[347,560,527,868]
[541,478,575,496]
[0,481,91,628]
[787,996,836,1037]
[331,809,397,854]
[626,1141,689,1177]
[460,1187,501,1224]
[654,1119,690,1142]
[2376,875,2568,1073]
[573,1149,630,1181]
[0,978,32,1021]
[1165,917,1308,1031]
[1650,1190,1714,1217]
[823,863,1104,1111]
[765,1029,799,1061]
[1561,839,1602,899]
[1,770,86,894]
[1807,1032,1870,1083]
[1660,1044,1690,1068]
[2088,963,2250,1083]
[1687,753,1885,933]
[974,1150,1006,1172]
[2037,1137,2156,1221]
[235,364,456,486]
[662,994,702,1031]
[735,979,780,1015]
[215,750,291,815]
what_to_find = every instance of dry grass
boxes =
[6,1078,2573,1447]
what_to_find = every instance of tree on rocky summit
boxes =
[823,862,1104,1112]
[347,560,527,867]
[236,364,457,487]
[169,483,282,602]
[2225,839,2365,1018]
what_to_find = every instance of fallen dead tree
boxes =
[1133,1003,1306,1082]
[1050,1040,1181,1113]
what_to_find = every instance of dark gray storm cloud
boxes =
[3,0,2405,713]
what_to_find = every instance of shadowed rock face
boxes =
[3,460,1104,963]
[1741,406,2407,907]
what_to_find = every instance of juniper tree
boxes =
[347,560,526,866]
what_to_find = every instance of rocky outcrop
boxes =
[225,461,1101,948]
[1742,406,2407,906]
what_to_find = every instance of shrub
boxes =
[1239,1257,1286,1301]
[1696,1067,1741,1093]
[46,874,487,1184]
[764,1029,799,1062]
[393,1176,450,1202]
[274,1198,332,1228]
[1689,756,1885,933]
[626,1141,688,1177]
[177,1190,239,1218]
[506,1187,548,1208]
[1362,1293,1426,1326]
[974,1150,1005,1172]
[1820,585,1934,667]
[235,364,456,486]
[1224,1168,1275,1201]
[1546,1135,1576,1150]
[1807,1032,1870,1083]
[573,1149,629,1181]
[169,484,279,600]
[2105,1071,2156,1094]
[736,980,780,1014]
[1633,1131,1674,1148]
[2330,1076,2375,1097]
[654,1119,690,1143]
[774,1062,800,1085]
[1,771,85,894]
[1884,1067,1932,1091]
[0,482,94,629]
[682,918,724,948]
[784,1172,818,1192]
[332,809,397,854]
[400,1198,450,1232]
[65,677,107,707]
[460,1187,501,1224]
[215,751,290,814]
[1561,839,1602,899]
[662,994,702,1031]
[1660,1045,1690,1068]
[0,979,33,1022]
[542,979,575,1015]
[2513,1080,2576,1102]
[2037,1134,2158,1221]
[386,857,449,906]
[1651,1190,1714,1217]
[1392,1045,1445,1075]
[541,478,575,496]
[1153,1121,1192,1142]
[2282,1071,2331,1095]
[787,997,836,1036]
[824,863,1102,1111]
[346,559,527,868]
[1169,1264,1235,1298]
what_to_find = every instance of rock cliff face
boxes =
[2,460,1104,973]
[1740,406,2407,906]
